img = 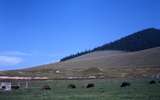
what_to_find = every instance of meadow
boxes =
[0,79,160,100]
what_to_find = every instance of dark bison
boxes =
[149,80,156,84]
[120,82,130,87]
[86,83,95,88]
[68,84,76,89]
[1,86,6,90]
[42,85,51,90]
[11,85,20,90]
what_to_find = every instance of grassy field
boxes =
[0,79,160,100]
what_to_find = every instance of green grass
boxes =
[0,79,160,100]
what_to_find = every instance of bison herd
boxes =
[35,80,160,91]
[67,83,95,89]
[40,80,160,90]
[2,80,159,91]
[120,80,160,88]
[41,83,95,90]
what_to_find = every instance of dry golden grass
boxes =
[0,47,160,79]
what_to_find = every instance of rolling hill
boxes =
[61,28,160,61]
[0,28,160,79]
[29,47,160,70]
[1,47,159,79]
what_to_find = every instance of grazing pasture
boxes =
[0,79,160,100]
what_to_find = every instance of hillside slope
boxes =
[66,50,126,62]
[1,47,160,78]
[42,47,160,69]
[61,28,160,61]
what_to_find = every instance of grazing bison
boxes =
[1,86,6,90]
[11,85,20,90]
[86,83,95,88]
[120,82,130,87]
[68,84,76,89]
[149,80,156,84]
[42,85,51,90]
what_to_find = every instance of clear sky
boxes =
[0,0,160,70]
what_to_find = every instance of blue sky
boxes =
[0,0,160,70]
